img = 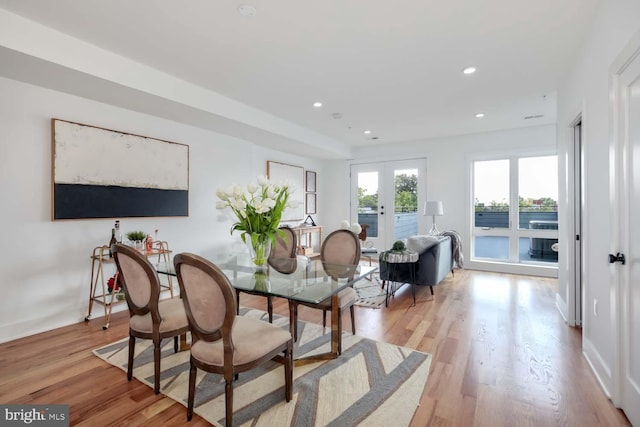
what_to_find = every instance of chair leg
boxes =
[381,279,386,289]
[225,378,234,427]
[288,301,298,342]
[350,305,356,335]
[153,339,161,394]
[174,335,179,353]
[337,309,343,355]
[267,296,273,323]
[322,310,327,329]
[430,285,434,295]
[187,362,197,421]
[236,291,241,315]
[284,340,293,402]
[127,335,135,381]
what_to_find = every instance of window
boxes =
[472,155,558,269]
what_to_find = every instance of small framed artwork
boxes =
[306,170,316,193]
[306,193,317,214]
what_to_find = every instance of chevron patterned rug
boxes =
[93,308,431,427]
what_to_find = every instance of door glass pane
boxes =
[518,156,558,230]
[393,168,418,240]
[356,172,379,238]
[518,237,558,263]
[474,236,509,260]
[474,160,509,228]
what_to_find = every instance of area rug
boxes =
[353,275,387,308]
[93,308,431,427]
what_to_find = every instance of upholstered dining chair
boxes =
[288,229,361,348]
[173,253,293,426]
[111,243,189,395]
[236,226,297,322]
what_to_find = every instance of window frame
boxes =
[467,151,559,277]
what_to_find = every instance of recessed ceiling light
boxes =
[364,130,371,134]
[463,66,477,75]
[237,4,257,16]
[475,113,485,118]
[313,101,322,108]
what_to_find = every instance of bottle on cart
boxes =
[114,220,123,243]
[108,228,116,257]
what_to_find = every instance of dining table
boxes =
[155,253,377,364]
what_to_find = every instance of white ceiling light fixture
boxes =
[475,113,485,118]
[237,4,257,17]
[363,130,371,134]
[313,101,322,108]
[462,66,477,75]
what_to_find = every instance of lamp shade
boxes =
[424,201,444,216]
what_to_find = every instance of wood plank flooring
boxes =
[0,269,631,426]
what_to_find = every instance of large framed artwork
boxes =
[266,160,304,221]
[51,119,189,220]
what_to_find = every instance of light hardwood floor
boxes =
[0,269,630,426]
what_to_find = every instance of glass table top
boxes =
[156,253,377,305]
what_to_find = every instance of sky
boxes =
[356,159,558,204]
[474,156,558,204]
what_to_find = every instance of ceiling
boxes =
[0,0,599,157]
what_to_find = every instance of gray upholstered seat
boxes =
[288,229,361,351]
[112,243,189,395]
[173,252,293,427]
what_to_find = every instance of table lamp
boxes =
[424,201,444,235]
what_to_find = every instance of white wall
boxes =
[323,125,557,268]
[0,76,323,343]
[556,0,640,397]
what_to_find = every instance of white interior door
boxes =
[615,42,640,427]
[573,120,583,326]
[350,159,426,251]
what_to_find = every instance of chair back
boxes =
[270,226,297,259]
[173,253,236,344]
[320,230,361,280]
[112,243,160,320]
[321,229,362,265]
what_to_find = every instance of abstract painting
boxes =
[52,119,189,220]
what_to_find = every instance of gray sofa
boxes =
[379,235,454,294]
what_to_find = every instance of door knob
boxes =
[609,253,626,265]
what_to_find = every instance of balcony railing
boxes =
[474,210,558,263]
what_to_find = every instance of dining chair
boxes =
[288,229,361,349]
[236,226,297,322]
[173,253,293,426]
[111,243,189,395]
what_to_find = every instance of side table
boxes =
[380,250,419,306]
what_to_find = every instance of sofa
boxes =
[379,235,454,294]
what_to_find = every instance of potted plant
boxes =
[126,230,147,250]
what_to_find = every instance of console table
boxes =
[292,225,323,259]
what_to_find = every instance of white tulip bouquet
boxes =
[216,176,297,265]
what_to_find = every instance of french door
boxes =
[350,159,426,251]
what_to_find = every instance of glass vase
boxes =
[247,235,271,267]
